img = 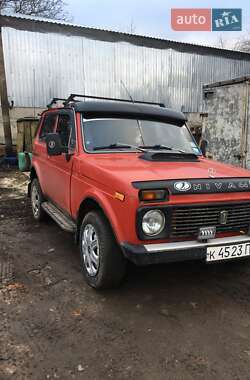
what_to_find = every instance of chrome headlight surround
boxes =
[142,210,165,236]
[136,207,170,240]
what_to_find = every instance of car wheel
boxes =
[80,210,127,289]
[31,178,46,221]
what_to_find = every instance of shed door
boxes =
[202,82,247,168]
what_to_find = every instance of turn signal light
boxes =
[139,189,168,202]
[114,192,125,201]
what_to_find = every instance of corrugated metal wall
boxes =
[2,27,250,112]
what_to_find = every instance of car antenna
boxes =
[120,80,145,145]
[120,80,134,103]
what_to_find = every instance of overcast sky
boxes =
[66,0,249,48]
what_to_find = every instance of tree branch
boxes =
[1,0,72,21]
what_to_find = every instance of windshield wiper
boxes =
[93,143,145,152]
[139,144,187,154]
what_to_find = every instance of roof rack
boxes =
[47,97,67,108]
[65,94,165,107]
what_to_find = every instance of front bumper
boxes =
[121,235,250,265]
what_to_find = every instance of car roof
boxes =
[73,101,186,125]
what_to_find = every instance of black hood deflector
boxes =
[139,151,199,162]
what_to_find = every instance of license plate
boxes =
[207,243,250,262]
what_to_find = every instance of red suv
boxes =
[29,94,250,289]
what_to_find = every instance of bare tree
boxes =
[234,35,250,53]
[215,34,250,52]
[217,35,227,49]
[0,1,8,10]
[0,0,72,21]
[126,19,136,34]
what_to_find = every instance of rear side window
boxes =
[39,113,57,139]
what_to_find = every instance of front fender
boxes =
[81,190,122,243]
[76,189,137,244]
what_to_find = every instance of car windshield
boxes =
[82,118,201,155]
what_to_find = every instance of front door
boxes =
[46,109,76,215]
[34,111,58,197]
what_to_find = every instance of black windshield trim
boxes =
[81,117,200,155]
[83,113,184,125]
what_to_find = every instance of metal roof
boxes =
[1,13,250,61]
[2,13,250,113]
[203,75,250,89]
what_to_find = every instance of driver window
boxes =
[56,113,76,150]
[39,113,57,139]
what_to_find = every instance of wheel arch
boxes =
[28,167,38,197]
[76,197,119,244]
[30,166,38,181]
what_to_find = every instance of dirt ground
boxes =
[1,168,250,380]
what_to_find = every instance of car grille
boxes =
[171,203,250,238]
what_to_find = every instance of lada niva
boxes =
[29,94,250,289]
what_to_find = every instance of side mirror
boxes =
[200,139,208,157]
[46,133,67,156]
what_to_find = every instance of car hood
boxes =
[81,153,250,191]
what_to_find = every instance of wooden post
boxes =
[0,27,12,155]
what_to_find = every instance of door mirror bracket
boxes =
[64,152,74,162]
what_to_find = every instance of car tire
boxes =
[30,178,47,221]
[79,210,127,289]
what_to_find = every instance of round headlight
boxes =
[142,210,165,236]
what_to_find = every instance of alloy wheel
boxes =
[81,224,100,276]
